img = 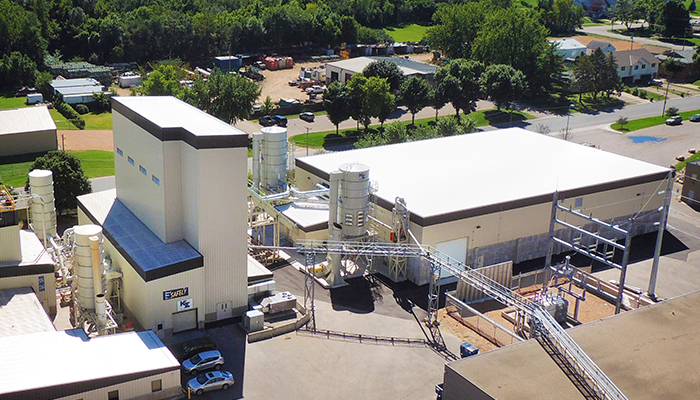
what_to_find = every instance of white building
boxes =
[50,78,106,104]
[0,329,181,400]
[551,38,587,61]
[0,107,57,157]
[291,129,671,271]
[613,48,659,83]
[77,96,250,336]
[325,56,437,84]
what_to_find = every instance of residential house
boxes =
[586,40,616,55]
[657,49,698,80]
[613,48,659,83]
[550,38,587,61]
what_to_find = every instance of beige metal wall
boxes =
[443,365,495,400]
[0,273,56,316]
[113,112,169,242]
[55,370,181,400]
[77,209,206,334]
[0,130,57,157]
[195,147,248,320]
[0,225,21,262]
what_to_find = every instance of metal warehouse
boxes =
[0,107,57,157]
[77,96,252,336]
[325,56,437,84]
[293,128,672,271]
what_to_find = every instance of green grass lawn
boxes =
[290,109,535,149]
[676,152,700,171]
[0,150,114,188]
[611,109,700,132]
[0,94,28,110]
[49,108,78,130]
[384,24,430,43]
[1,93,112,130]
[83,112,113,130]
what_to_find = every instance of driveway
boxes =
[579,22,686,51]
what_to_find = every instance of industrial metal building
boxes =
[0,107,57,157]
[50,78,106,104]
[77,96,251,336]
[325,56,437,84]
[293,129,671,270]
[441,289,700,400]
[0,329,181,400]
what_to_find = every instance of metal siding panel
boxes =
[53,370,181,400]
[163,142,183,242]
[198,148,248,318]
[0,225,21,262]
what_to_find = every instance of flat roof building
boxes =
[442,290,700,400]
[78,96,251,336]
[0,329,181,400]
[0,107,57,157]
[293,129,671,273]
[325,56,437,84]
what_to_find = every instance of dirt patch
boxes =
[565,35,661,55]
[438,308,499,353]
[57,130,113,151]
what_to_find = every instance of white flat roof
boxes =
[276,201,329,231]
[0,329,179,396]
[296,128,670,221]
[113,96,248,137]
[0,107,56,135]
[326,56,435,76]
[0,287,56,337]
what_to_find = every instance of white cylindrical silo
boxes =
[261,126,288,191]
[28,169,57,244]
[338,162,370,238]
[74,224,103,310]
[252,132,262,190]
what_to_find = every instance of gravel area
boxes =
[57,129,113,151]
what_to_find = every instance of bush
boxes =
[74,104,89,114]
[70,118,86,129]
[665,106,679,117]
[638,90,647,99]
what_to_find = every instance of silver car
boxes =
[182,350,224,375]
[186,370,234,395]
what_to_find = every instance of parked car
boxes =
[288,79,300,86]
[272,115,287,127]
[689,114,700,122]
[305,85,325,94]
[650,79,663,87]
[182,350,224,375]
[186,371,234,395]
[170,336,218,362]
[259,115,276,127]
[299,112,315,122]
[665,115,682,126]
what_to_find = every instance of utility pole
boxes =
[61,134,65,150]
[661,80,671,116]
[305,127,310,156]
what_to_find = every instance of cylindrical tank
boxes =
[74,224,103,310]
[338,162,370,238]
[28,169,57,243]
[261,126,288,191]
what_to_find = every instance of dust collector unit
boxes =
[338,162,370,239]
[260,125,288,191]
[28,169,57,243]
[74,224,103,310]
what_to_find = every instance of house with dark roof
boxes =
[657,49,698,79]
[586,40,616,55]
[613,48,659,83]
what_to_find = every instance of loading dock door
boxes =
[172,309,197,333]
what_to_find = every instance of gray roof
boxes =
[657,49,696,64]
[587,40,615,51]
[0,107,56,135]
[0,287,56,337]
[49,78,101,89]
[613,48,658,68]
[551,38,586,50]
[326,56,437,76]
[56,86,105,96]
[78,189,203,282]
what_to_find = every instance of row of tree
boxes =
[611,0,691,38]
[0,0,438,76]
[425,4,565,97]
[323,59,529,135]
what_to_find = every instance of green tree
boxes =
[205,71,261,124]
[660,0,690,38]
[139,62,186,96]
[690,0,697,12]
[348,75,395,130]
[0,52,38,89]
[35,71,53,99]
[261,95,275,115]
[323,81,352,134]
[399,76,432,124]
[362,59,404,93]
[434,59,484,117]
[611,0,638,30]
[539,0,585,34]
[25,151,92,214]
[572,48,620,101]
[479,64,527,110]
[425,2,488,59]
[637,0,665,29]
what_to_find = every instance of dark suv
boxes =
[170,336,218,361]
